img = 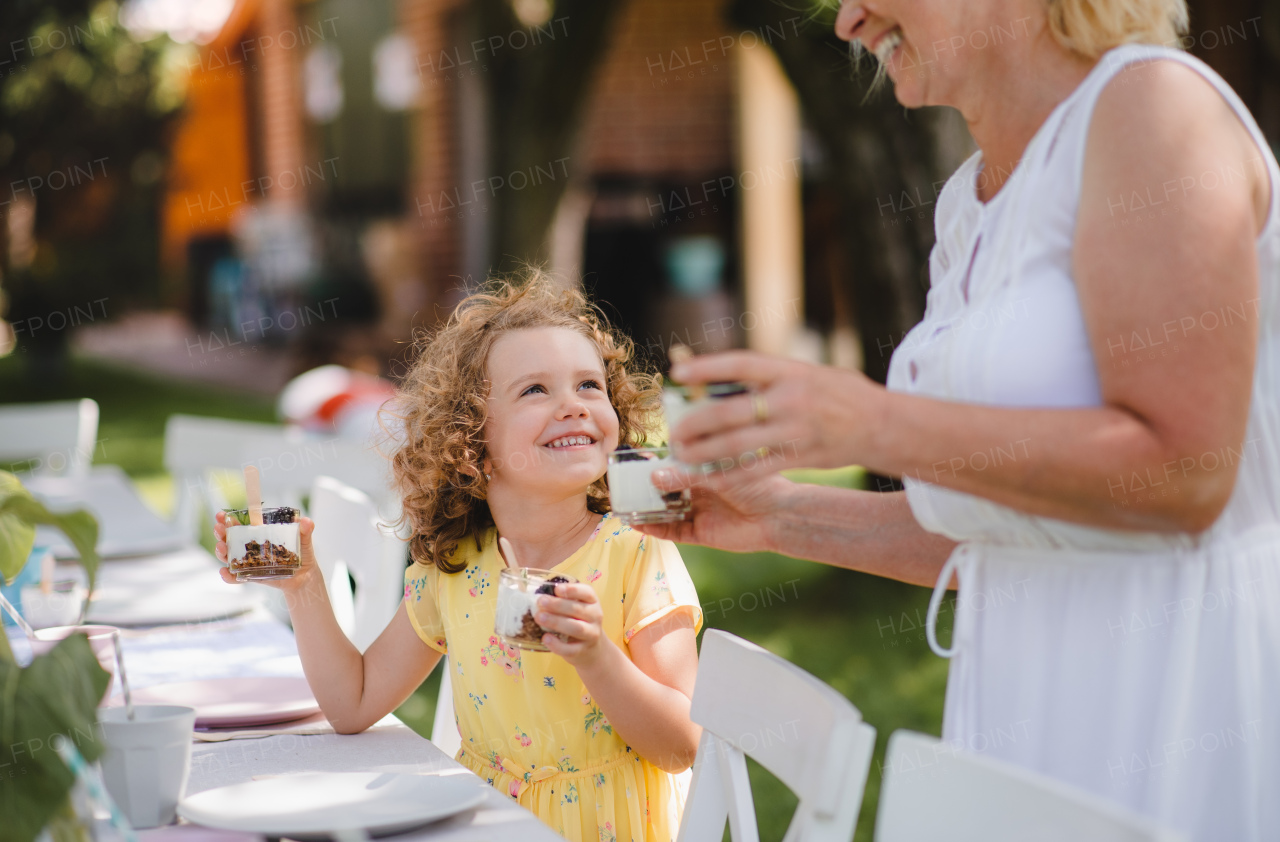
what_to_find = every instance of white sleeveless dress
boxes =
[885,45,1280,841]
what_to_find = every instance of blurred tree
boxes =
[470,0,627,274]
[730,0,971,385]
[0,0,182,380]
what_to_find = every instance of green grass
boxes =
[1,353,949,841]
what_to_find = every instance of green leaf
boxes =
[0,634,110,842]
[0,471,100,596]
[0,471,38,586]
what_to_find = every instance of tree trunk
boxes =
[474,0,628,274]
[728,0,972,383]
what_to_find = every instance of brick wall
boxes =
[581,0,736,179]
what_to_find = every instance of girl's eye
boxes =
[579,380,602,391]
[521,384,546,396]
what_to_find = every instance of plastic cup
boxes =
[222,507,301,581]
[20,583,87,629]
[29,625,119,704]
[98,705,197,828]
[494,569,579,652]
[607,446,691,526]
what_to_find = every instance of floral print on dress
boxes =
[513,725,532,748]
[467,692,487,711]
[585,704,613,736]
[543,676,555,689]
[481,635,523,679]
[561,783,579,805]
[584,563,603,583]
[557,753,578,773]
[464,564,490,597]
[593,772,606,787]
[598,821,616,842]
[651,570,670,598]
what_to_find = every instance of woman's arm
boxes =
[536,585,701,772]
[637,473,956,588]
[672,61,1264,535]
[217,513,440,733]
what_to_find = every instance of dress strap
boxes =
[926,546,967,658]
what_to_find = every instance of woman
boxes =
[637,1,1279,839]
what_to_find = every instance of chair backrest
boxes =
[0,399,99,476]
[164,414,291,538]
[875,731,1188,842]
[678,629,877,842]
[307,476,406,651]
[431,657,462,758]
[164,414,398,539]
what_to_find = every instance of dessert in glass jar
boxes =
[494,568,578,652]
[221,506,301,581]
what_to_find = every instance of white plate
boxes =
[178,773,487,839]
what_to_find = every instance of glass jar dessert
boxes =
[222,507,301,581]
[607,446,691,526]
[494,569,578,652]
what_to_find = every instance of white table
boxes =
[11,546,564,841]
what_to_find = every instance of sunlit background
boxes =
[2,0,1278,837]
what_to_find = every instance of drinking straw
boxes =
[54,738,139,842]
[0,589,37,638]
[244,465,263,526]
[112,629,135,721]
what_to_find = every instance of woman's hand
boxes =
[668,351,881,478]
[632,469,792,555]
[214,510,319,593]
[537,583,607,668]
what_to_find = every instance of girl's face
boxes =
[483,326,621,498]
[835,0,1022,109]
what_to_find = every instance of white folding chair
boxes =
[875,731,1188,842]
[164,414,292,539]
[431,658,461,758]
[0,399,99,476]
[165,414,399,540]
[678,629,877,842]
[308,476,407,652]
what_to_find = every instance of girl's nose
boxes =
[556,393,589,419]
[835,1,868,43]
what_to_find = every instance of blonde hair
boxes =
[1047,0,1189,58]
[385,270,661,573]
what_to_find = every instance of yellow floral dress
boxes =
[403,514,703,842]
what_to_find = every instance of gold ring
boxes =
[751,391,769,425]
[755,446,769,460]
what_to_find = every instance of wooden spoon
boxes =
[669,344,705,401]
[244,465,263,526]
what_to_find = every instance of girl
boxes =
[215,274,703,842]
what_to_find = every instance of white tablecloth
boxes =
[10,548,564,841]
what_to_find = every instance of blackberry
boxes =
[536,575,570,595]
[263,507,299,524]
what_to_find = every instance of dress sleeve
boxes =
[622,534,703,645]
[403,562,448,654]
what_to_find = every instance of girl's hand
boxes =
[214,510,319,593]
[537,583,606,668]
[669,351,881,477]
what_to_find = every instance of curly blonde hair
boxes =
[386,272,661,573]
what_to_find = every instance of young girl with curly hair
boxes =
[214,273,703,842]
